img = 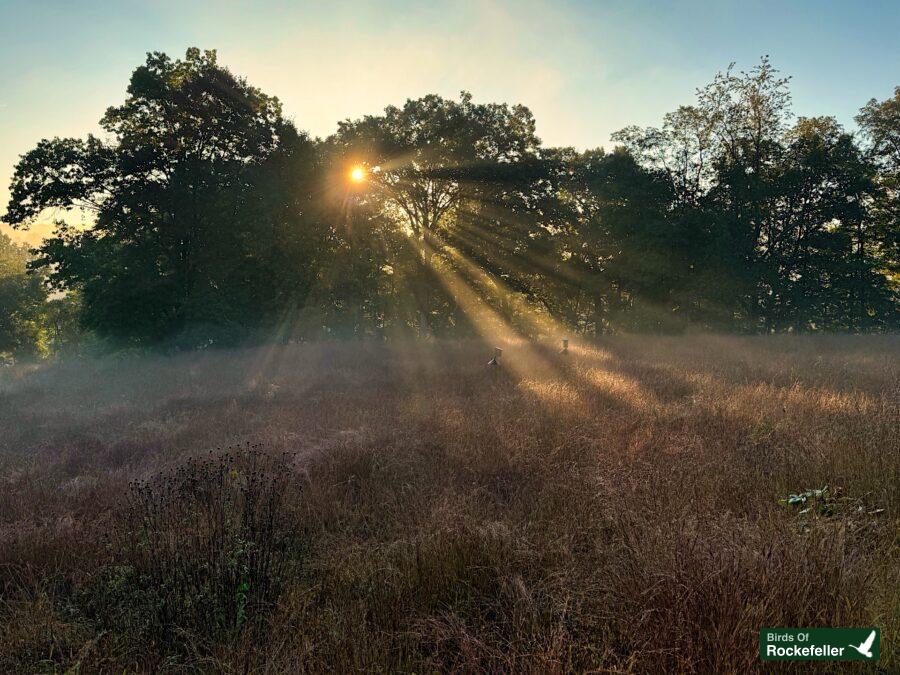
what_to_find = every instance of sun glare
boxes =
[349,166,366,183]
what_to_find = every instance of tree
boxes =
[614,58,898,331]
[856,87,900,285]
[328,93,551,335]
[332,92,542,237]
[4,49,323,346]
[767,117,892,329]
[0,233,48,357]
[857,87,900,174]
[5,51,896,344]
[561,148,682,332]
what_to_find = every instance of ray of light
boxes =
[420,227,659,410]
[412,232,563,382]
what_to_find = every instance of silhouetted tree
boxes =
[615,58,898,331]
[5,49,323,346]
[4,51,897,346]
[857,87,900,282]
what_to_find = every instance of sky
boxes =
[1,0,898,244]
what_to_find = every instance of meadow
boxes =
[0,335,897,672]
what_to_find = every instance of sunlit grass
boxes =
[0,335,897,671]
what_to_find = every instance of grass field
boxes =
[1,335,897,672]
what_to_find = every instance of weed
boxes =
[87,445,302,648]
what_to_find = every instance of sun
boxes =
[349,166,366,183]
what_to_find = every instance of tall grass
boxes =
[80,446,302,648]
[0,335,897,671]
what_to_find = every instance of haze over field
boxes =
[1,336,898,670]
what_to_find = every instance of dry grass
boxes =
[0,335,897,672]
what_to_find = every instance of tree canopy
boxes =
[3,50,897,352]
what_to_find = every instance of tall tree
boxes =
[328,93,550,335]
[856,87,900,285]
[614,58,897,331]
[331,92,542,237]
[5,49,323,345]
[4,51,896,344]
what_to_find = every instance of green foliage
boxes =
[779,486,835,512]
[0,233,48,357]
[5,49,324,347]
[613,59,898,332]
[857,87,900,281]
[3,51,898,346]
[779,485,887,523]
[331,92,541,236]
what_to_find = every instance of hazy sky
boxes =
[2,0,898,244]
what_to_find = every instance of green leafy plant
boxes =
[780,486,835,514]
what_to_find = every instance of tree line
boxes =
[3,48,898,354]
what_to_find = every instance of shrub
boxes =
[88,445,302,647]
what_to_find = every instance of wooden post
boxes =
[488,347,502,366]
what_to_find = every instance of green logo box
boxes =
[760,628,880,661]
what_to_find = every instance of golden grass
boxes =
[0,335,897,672]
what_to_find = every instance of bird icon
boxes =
[848,630,876,658]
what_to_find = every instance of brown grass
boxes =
[0,335,897,672]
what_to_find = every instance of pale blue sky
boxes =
[1,0,898,243]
